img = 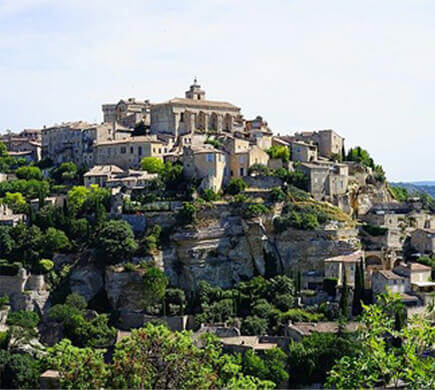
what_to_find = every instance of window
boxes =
[180,112,184,122]
[138,146,142,156]
[240,167,245,176]
[164,148,167,153]
[121,147,126,154]
[239,156,245,164]
[159,148,162,154]
[207,153,214,162]
[130,146,134,154]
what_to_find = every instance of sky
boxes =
[0,0,434,182]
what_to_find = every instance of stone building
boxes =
[150,80,241,138]
[0,204,26,226]
[245,116,273,150]
[83,165,125,187]
[324,250,364,287]
[102,98,151,128]
[94,135,170,170]
[0,134,41,162]
[294,129,344,158]
[298,161,348,200]
[371,270,409,298]
[410,228,435,254]
[183,145,228,192]
[42,121,135,167]
[291,141,317,162]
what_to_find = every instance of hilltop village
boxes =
[0,80,434,388]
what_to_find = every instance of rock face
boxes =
[70,265,104,302]
[105,268,145,311]
[163,206,360,291]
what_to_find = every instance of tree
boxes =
[1,352,41,389]
[66,293,87,311]
[160,162,184,190]
[339,269,350,319]
[47,339,108,389]
[241,316,268,336]
[226,178,247,195]
[327,292,435,389]
[52,162,78,184]
[142,267,168,308]
[42,227,70,257]
[15,166,43,181]
[176,202,197,225]
[96,220,138,264]
[266,146,290,162]
[141,157,164,174]
[2,191,27,213]
[352,261,363,316]
[133,121,147,136]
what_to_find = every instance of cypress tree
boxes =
[339,269,349,319]
[352,264,362,315]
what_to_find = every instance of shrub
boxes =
[245,204,270,218]
[226,178,247,195]
[204,138,222,149]
[65,293,87,311]
[279,308,324,323]
[389,186,409,202]
[0,295,9,308]
[201,189,220,202]
[15,166,42,181]
[241,316,268,336]
[0,331,8,349]
[6,310,39,329]
[233,194,248,204]
[36,259,54,274]
[270,187,286,202]
[248,164,270,176]
[267,146,290,162]
[123,262,137,272]
[176,202,197,225]
[141,157,164,174]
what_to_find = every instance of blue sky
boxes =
[0,0,434,181]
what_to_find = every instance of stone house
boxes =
[362,203,410,229]
[0,204,26,226]
[410,228,435,254]
[294,129,344,158]
[219,336,277,355]
[183,145,227,192]
[150,80,241,138]
[102,98,151,128]
[83,165,125,187]
[94,135,169,170]
[393,263,433,288]
[291,141,317,162]
[0,133,41,163]
[286,322,361,342]
[245,116,273,150]
[298,161,348,200]
[30,195,66,211]
[106,170,158,190]
[229,145,269,178]
[371,270,410,298]
[324,250,364,287]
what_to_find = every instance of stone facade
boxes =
[102,98,151,128]
[324,250,364,287]
[410,228,435,254]
[295,129,344,158]
[150,80,241,137]
[291,141,317,162]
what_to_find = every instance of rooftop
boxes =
[377,270,405,280]
[154,97,240,110]
[95,135,165,146]
[288,321,361,336]
[219,336,277,350]
[324,250,363,263]
[84,165,124,177]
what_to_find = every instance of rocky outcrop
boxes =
[70,265,104,302]
[105,268,145,311]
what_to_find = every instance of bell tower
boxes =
[185,78,206,100]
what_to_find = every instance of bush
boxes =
[267,146,290,162]
[65,293,87,311]
[279,308,324,323]
[270,187,286,202]
[0,331,8,349]
[123,262,137,272]
[389,186,409,202]
[15,166,42,181]
[6,310,39,329]
[241,316,268,336]
[1,352,41,389]
[0,295,9,308]
[176,202,197,225]
[245,204,270,218]
[36,259,54,274]
[201,189,220,202]
[141,157,164,174]
[226,178,247,195]
[248,164,270,176]
[233,194,248,204]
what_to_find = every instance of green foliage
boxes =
[0,351,41,389]
[389,185,409,202]
[345,146,375,168]
[327,292,435,388]
[279,308,324,323]
[96,220,138,264]
[0,295,9,308]
[36,259,54,274]
[176,202,197,225]
[6,310,39,329]
[201,188,220,202]
[0,179,49,201]
[275,169,308,191]
[267,145,290,162]
[123,262,137,272]
[15,166,42,181]
[159,162,184,191]
[65,293,87,311]
[353,261,365,316]
[52,162,78,184]
[270,187,286,202]
[205,137,222,149]
[42,227,70,257]
[0,261,21,276]
[165,288,186,315]
[288,332,356,386]
[362,223,388,236]
[141,156,164,174]
[241,316,268,335]
[67,185,110,216]
[0,331,8,348]
[142,267,168,307]
[226,178,247,195]
[2,191,27,213]
[416,255,435,268]
[248,163,270,176]
[245,203,270,218]
[47,339,108,389]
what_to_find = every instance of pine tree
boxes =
[339,269,349,319]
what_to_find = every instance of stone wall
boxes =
[0,268,28,296]
[243,175,283,189]
[117,311,188,332]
